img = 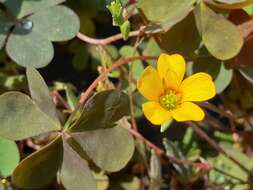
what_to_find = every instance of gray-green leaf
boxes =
[6,27,54,68]
[13,137,63,189]
[71,90,130,132]
[71,126,134,172]
[26,67,60,125]
[159,12,201,59]
[194,3,243,60]
[215,63,233,94]
[138,0,196,30]
[60,140,96,190]
[30,5,80,42]
[0,91,60,140]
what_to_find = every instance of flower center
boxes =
[159,91,180,110]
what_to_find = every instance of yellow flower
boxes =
[137,54,216,125]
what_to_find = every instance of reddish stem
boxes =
[77,27,145,46]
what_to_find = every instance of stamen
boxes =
[159,91,180,110]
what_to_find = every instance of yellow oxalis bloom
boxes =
[137,54,216,125]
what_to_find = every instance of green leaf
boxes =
[194,3,243,60]
[60,140,96,190]
[6,27,54,68]
[120,20,130,40]
[71,126,135,172]
[163,139,185,160]
[132,92,146,118]
[71,90,130,132]
[0,92,60,140]
[4,0,65,18]
[30,5,80,42]
[244,4,253,15]
[65,87,78,111]
[214,131,233,142]
[65,91,78,111]
[26,67,60,125]
[0,137,19,177]
[138,0,196,30]
[160,119,173,133]
[54,82,78,110]
[182,127,194,147]
[13,137,63,189]
[103,45,119,60]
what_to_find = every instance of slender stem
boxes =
[77,26,146,46]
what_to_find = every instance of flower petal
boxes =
[137,66,164,102]
[179,72,216,102]
[142,101,171,125]
[157,54,186,90]
[172,102,205,122]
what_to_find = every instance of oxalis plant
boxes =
[0,66,134,190]
[2,0,253,189]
